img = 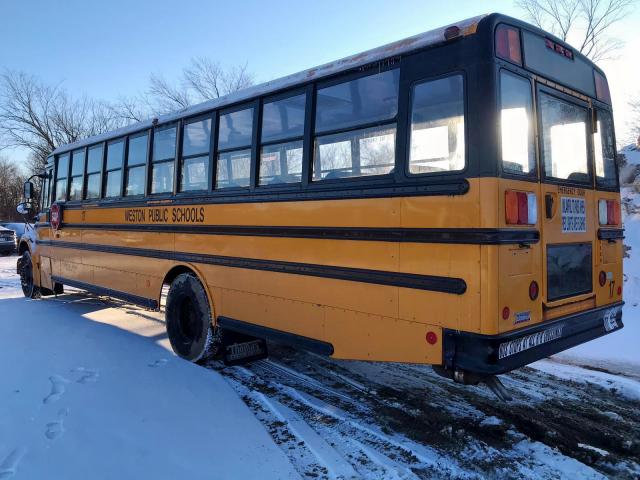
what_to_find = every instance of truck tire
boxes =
[165,273,218,363]
[19,250,41,299]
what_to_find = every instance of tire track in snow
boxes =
[209,361,470,479]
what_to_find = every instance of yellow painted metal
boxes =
[29,174,623,365]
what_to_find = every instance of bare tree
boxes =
[0,70,123,174]
[515,0,636,61]
[0,156,27,221]
[111,58,255,124]
[148,73,192,112]
[184,58,254,100]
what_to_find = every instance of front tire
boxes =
[165,273,218,362]
[19,250,41,299]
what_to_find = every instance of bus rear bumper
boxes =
[442,302,624,376]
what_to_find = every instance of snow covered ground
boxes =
[0,259,298,480]
[0,248,639,479]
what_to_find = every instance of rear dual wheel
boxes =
[165,273,220,363]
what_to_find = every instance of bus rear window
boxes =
[593,109,617,188]
[539,92,590,183]
[500,71,535,175]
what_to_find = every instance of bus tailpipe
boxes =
[433,367,513,402]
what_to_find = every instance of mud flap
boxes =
[221,330,268,366]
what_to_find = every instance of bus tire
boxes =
[19,250,41,299]
[165,273,217,363]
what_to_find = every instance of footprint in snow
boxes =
[43,375,69,404]
[45,408,69,440]
[0,447,27,479]
[148,359,168,368]
[71,367,99,384]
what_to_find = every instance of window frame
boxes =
[54,152,71,202]
[498,68,538,180]
[67,147,86,202]
[178,113,214,194]
[102,137,126,199]
[83,142,105,200]
[214,102,257,191]
[42,160,53,210]
[592,104,619,191]
[124,130,151,197]
[149,122,179,196]
[258,88,308,188]
[536,84,594,188]
[405,71,468,179]
[312,66,401,184]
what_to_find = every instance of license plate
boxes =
[498,324,565,359]
[603,307,620,332]
[561,197,586,233]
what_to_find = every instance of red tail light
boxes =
[599,271,607,287]
[599,199,621,225]
[495,25,522,65]
[505,190,537,225]
[529,281,539,300]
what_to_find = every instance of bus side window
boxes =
[181,117,212,192]
[69,148,86,200]
[104,139,125,198]
[500,71,535,175]
[216,108,253,189]
[54,153,70,202]
[152,125,177,194]
[313,69,399,180]
[126,132,148,196]
[85,144,103,199]
[408,75,465,175]
[259,93,305,186]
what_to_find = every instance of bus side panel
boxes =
[325,308,442,364]
[200,264,399,319]
[398,243,481,332]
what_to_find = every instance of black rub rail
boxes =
[57,223,540,245]
[38,240,467,295]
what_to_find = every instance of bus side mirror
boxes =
[16,202,32,215]
[24,181,34,200]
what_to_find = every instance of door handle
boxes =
[545,194,555,219]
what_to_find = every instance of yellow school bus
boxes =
[18,13,624,395]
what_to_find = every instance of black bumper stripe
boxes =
[56,223,539,245]
[37,240,466,294]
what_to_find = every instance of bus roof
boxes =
[52,14,486,156]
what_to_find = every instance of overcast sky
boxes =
[1,0,638,167]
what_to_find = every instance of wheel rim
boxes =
[177,297,200,343]
[20,253,33,296]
